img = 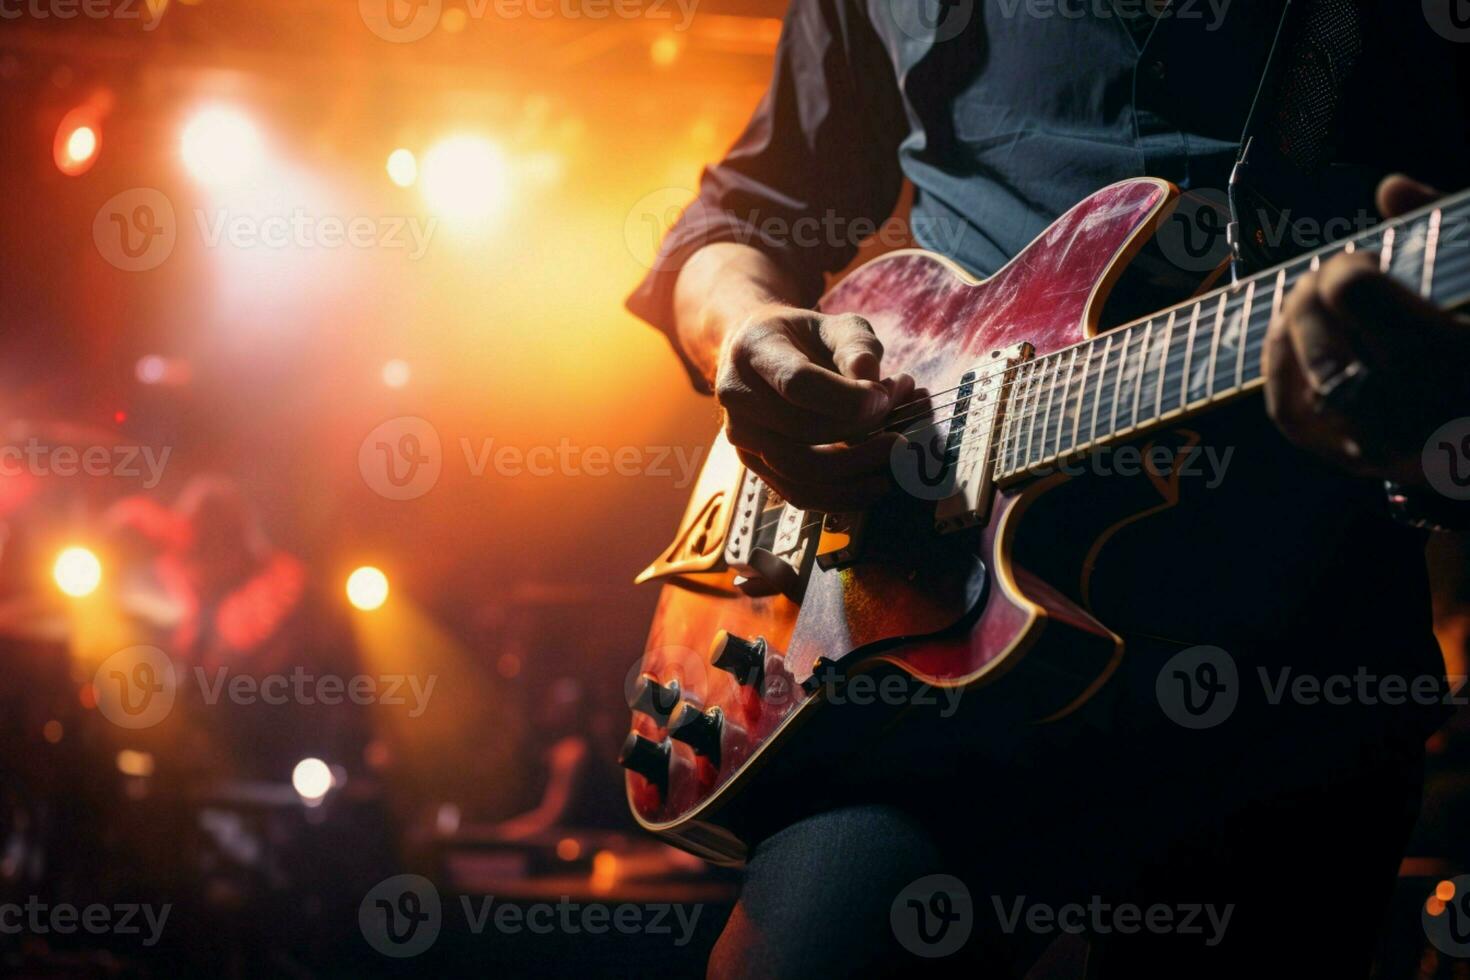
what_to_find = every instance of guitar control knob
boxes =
[668,704,723,764]
[627,674,680,723]
[709,630,766,686]
[618,732,670,789]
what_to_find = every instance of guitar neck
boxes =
[993,188,1470,483]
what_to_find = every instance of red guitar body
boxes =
[626,178,1181,863]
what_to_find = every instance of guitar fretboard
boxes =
[993,190,1470,481]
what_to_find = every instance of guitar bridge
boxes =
[726,474,816,599]
[934,343,1033,533]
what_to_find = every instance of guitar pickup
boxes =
[723,467,768,572]
[728,478,816,600]
[934,343,1033,533]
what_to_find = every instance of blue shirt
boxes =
[630,0,1469,380]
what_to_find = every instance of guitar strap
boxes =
[1227,0,1367,278]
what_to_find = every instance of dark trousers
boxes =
[708,733,1424,978]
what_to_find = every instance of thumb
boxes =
[1376,174,1441,220]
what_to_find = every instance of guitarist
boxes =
[628,2,1470,975]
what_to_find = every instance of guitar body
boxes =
[626,178,1181,864]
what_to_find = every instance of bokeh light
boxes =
[346,565,390,611]
[53,108,102,176]
[421,134,510,227]
[381,358,411,388]
[291,757,333,801]
[53,546,102,597]
[386,148,417,188]
[181,106,263,185]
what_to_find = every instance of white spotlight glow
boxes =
[421,135,510,227]
[381,359,411,388]
[291,757,333,802]
[181,107,263,186]
[387,148,418,188]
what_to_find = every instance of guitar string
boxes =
[870,221,1453,434]
[739,216,1465,534]
[876,229,1454,441]
[763,231,1450,518]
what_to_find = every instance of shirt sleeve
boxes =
[625,0,906,392]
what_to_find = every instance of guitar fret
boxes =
[1072,344,1091,448]
[1379,226,1395,273]
[1088,334,1113,448]
[1179,302,1200,412]
[1424,208,1441,297]
[1233,280,1254,392]
[1000,371,1017,475]
[1041,355,1063,458]
[1128,321,1152,431]
[1205,292,1226,401]
[1060,348,1080,455]
[1109,326,1131,435]
[1026,359,1048,465]
[1019,359,1036,466]
[1153,310,1174,420]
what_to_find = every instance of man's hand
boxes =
[1265,174,1470,487]
[715,306,914,512]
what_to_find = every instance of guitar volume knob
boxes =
[709,630,766,686]
[668,704,724,764]
[618,732,671,790]
[627,674,680,723]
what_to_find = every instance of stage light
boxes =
[381,359,411,388]
[181,107,262,186]
[421,135,510,227]
[650,33,681,67]
[291,757,332,802]
[136,355,167,384]
[346,566,390,611]
[54,110,101,176]
[53,546,102,597]
[116,749,155,777]
[67,126,97,164]
[387,148,418,188]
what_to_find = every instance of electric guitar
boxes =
[621,177,1470,864]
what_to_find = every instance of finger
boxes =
[1266,287,1376,472]
[718,348,883,445]
[1376,174,1440,220]
[734,448,891,513]
[817,313,884,383]
[883,373,917,414]
[1264,320,1369,471]
[745,331,890,424]
[1317,250,1446,360]
[728,417,900,484]
[1281,263,1364,392]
